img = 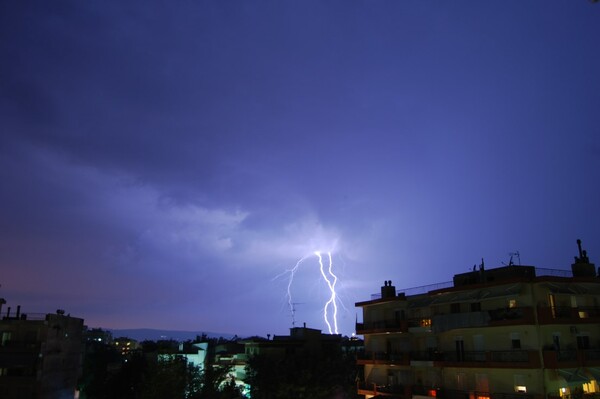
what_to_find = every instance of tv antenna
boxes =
[504,251,521,266]
[291,302,304,327]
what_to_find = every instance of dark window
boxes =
[451,303,461,313]
[511,339,521,349]
[577,336,590,349]
[471,302,481,312]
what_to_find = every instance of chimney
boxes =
[381,280,396,299]
[571,239,596,277]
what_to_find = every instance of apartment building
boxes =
[356,240,600,399]
[0,307,84,399]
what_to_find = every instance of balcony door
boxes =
[473,335,485,361]
[455,336,465,361]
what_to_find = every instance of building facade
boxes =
[0,308,84,399]
[356,241,600,399]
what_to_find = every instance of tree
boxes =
[245,348,357,399]
[140,355,201,399]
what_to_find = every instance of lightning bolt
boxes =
[278,251,341,334]
[315,251,339,334]
[283,255,310,325]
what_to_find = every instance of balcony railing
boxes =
[432,307,534,333]
[489,350,531,362]
[410,350,438,361]
[437,350,540,368]
[543,348,600,368]
[356,381,414,398]
[0,341,40,352]
[537,306,600,324]
[356,319,408,333]
[442,351,487,363]
[366,267,574,300]
[357,351,410,365]
[488,307,534,324]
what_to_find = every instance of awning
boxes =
[558,368,591,386]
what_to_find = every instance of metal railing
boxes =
[357,350,408,362]
[356,319,406,331]
[439,350,531,363]
[370,281,454,300]
[367,267,574,299]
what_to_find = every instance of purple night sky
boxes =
[1,1,599,337]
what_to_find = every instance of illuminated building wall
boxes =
[356,242,600,399]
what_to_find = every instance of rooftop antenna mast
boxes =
[291,302,304,327]
[509,251,521,265]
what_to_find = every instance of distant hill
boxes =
[108,328,236,342]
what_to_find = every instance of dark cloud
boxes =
[1,1,599,335]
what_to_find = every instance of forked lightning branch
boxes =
[281,251,340,334]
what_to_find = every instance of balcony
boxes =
[356,381,413,398]
[356,319,408,334]
[436,350,540,368]
[537,306,600,325]
[0,341,41,368]
[432,307,534,333]
[357,350,410,365]
[488,307,535,326]
[543,348,600,368]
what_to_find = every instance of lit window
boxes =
[508,299,517,308]
[1,332,11,346]
[583,380,599,393]
[514,373,526,392]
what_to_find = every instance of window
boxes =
[552,333,561,350]
[577,335,590,350]
[559,387,570,398]
[471,302,481,311]
[395,309,405,321]
[475,373,489,393]
[508,299,517,308]
[1,332,11,346]
[451,303,461,313]
[583,380,599,394]
[514,374,526,392]
[549,294,557,318]
[510,332,521,349]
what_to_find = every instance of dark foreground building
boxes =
[0,305,84,399]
